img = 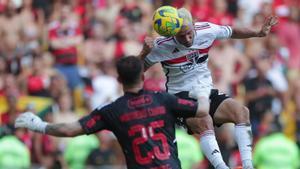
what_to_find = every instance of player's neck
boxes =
[123,82,143,94]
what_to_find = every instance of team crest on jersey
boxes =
[186,51,199,63]
[178,51,200,72]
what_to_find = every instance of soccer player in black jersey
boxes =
[15,56,209,169]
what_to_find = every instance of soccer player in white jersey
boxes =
[139,7,278,169]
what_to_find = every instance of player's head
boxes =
[175,8,195,47]
[116,56,144,87]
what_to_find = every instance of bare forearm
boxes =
[45,122,84,137]
[138,50,152,71]
[231,27,261,39]
[138,49,149,60]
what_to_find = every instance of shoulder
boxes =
[154,36,176,49]
[95,98,121,114]
[194,22,212,30]
[145,37,176,62]
[194,22,224,33]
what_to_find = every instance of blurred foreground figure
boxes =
[15,56,209,169]
[253,123,300,169]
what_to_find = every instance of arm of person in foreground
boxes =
[138,36,156,71]
[231,16,278,39]
[15,112,85,137]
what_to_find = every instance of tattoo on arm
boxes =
[45,122,84,137]
[231,27,260,39]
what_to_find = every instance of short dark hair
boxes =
[116,56,144,86]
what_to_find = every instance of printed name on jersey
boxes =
[128,95,153,108]
[120,106,166,122]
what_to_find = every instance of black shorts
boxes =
[175,89,229,127]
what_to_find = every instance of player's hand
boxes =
[15,112,48,133]
[138,36,154,60]
[140,37,154,56]
[258,16,278,37]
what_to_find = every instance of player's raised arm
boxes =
[14,112,85,137]
[138,36,155,71]
[231,16,278,39]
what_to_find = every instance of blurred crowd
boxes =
[0,0,299,169]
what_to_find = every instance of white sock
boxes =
[200,130,229,169]
[234,123,254,168]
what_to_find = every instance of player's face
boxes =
[175,25,195,47]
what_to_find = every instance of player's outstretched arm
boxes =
[15,112,85,137]
[231,16,278,39]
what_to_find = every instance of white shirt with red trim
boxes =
[145,22,232,98]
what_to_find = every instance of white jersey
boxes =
[145,22,232,98]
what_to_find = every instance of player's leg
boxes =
[211,94,253,169]
[186,115,229,169]
[178,93,229,169]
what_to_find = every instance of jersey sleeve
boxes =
[78,106,110,134]
[144,51,159,68]
[144,37,172,68]
[163,93,198,118]
[208,22,232,39]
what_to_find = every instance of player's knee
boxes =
[234,105,250,124]
[186,115,213,134]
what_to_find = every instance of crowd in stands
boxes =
[0,0,299,168]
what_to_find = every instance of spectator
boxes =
[64,135,99,169]
[48,3,83,90]
[1,93,20,126]
[209,40,250,95]
[243,53,276,137]
[88,61,120,109]
[22,56,51,97]
[253,123,300,169]
[208,0,234,25]
[176,128,203,169]
[0,133,30,169]
[276,6,300,70]
[86,131,119,168]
